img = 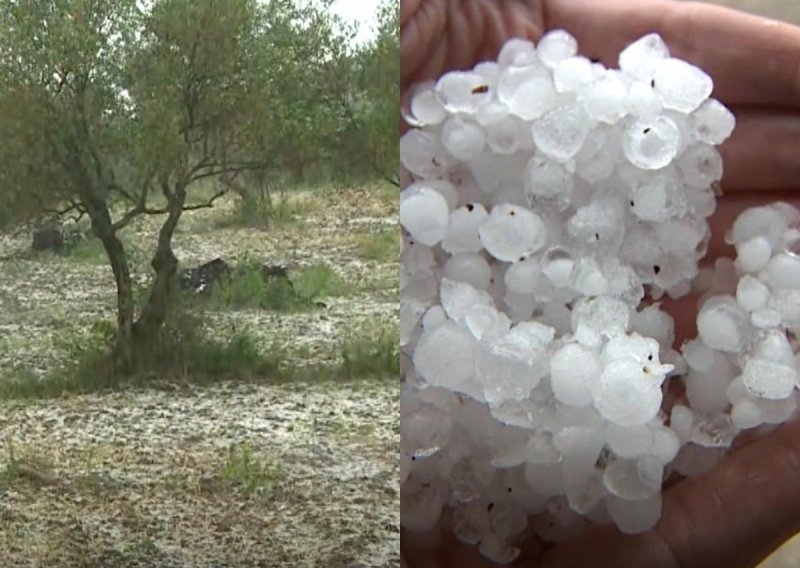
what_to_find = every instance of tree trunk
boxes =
[134,179,187,340]
[85,198,136,371]
[102,233,135,367]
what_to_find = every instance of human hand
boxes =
[400,1,800,566]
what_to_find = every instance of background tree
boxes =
[331,0,399,186]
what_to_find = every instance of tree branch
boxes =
[42,199,86,220]
[189,162,269,183]
[112,186,227,231]
[111,173,155,232]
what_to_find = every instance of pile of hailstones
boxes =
[400,31,800,563]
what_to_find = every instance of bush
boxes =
[0,295,284,400]
[336,322,399,380]
[208,260,304,312]
[207,261,347,312]
[292,263,348,302]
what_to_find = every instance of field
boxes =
[0,184,400,567]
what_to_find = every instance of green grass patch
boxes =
[209,262,300,311]
[219,441,284,495]
[0,303,285,400]
[207,262,303,312]
[206,261,348,312]
[1,439,58,488]
[335,322,399,380]
[25,222,151,271]
[354,227,397,264]
[291,263,348,302]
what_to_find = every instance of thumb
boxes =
[655,416,800,568]
[541,416,800,568]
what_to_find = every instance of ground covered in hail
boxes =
[0,184,399,567]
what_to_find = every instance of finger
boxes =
[401,0,447,88]
[653,415,800,568]
[541,416,800,568]
[402,526,449,568]
[545,0,800,109]
[400,0,544,92]
[401,522,540,567]
[721,109,800,192]
[402,0,423,26]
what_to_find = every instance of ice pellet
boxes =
[691,98,735,144]
[443,203,488,254]
[618,33,670,80]
[531,104,591,162]
[653,58,713,113]
[436,71,493,114]
[736,275,769,312]
[413,322,476,390]
[593,360,663,426]
[479,203,548,262]
[554,56,593,92]
[442,116,486,161]
[537,29,578,69]
[623,116,680,170]
[400,184,450,246]
[696,296,751,352]
[409,82,447,125]
[550,343,601,407]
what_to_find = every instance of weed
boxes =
[219,442,284,495]
[336,322,399,380]
[292,264,348,303]
[354,227,397,263]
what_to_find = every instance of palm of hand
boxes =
[400,1,800,566]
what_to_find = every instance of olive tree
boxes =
[334,0,399,185]
[0,0,273,368]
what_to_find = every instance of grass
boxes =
[335,322,400,380]
[0,318,397,402]
[209,262,300,311]
[0,314,398,400]
[218,190,318,230]
[72,445,113,494]
[58,236,107,264]
[354,227,397,264]
[207,260,348,312]
[329,418,376,443]
[219,442,284,495]
[291,263,348,302]
[26,222,151,272]
[1,438,58,488]
[0,308,285,400]
[0,319,398,401]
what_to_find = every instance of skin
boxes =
[400,1,800,567]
